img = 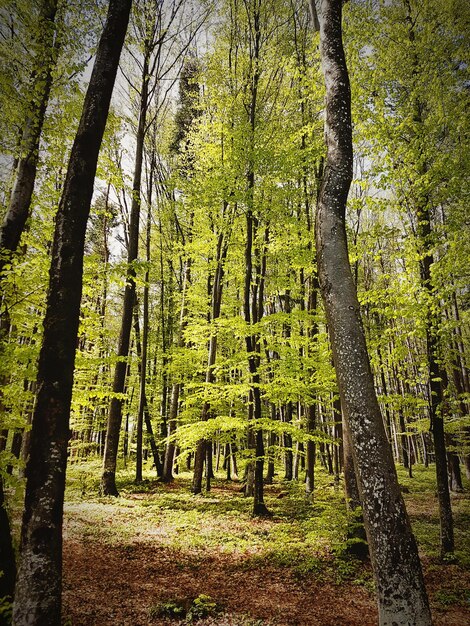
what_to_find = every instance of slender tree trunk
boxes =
[265,412,276,485]
[312,2,431,623]
[0,475,16,610]
[401,0,455,557]
[427,346,454,554]
[343,412,368,559]
[164,260,190,483]
[135,180,153,482]
[0,0,58,283]
[281,295,294,481]
[283,404,294,481]
[205,444,213,492]
[305,268,318,498]
[163,380,181,483]
[192,226,229,493]
[447,443,463,492]
[12,2,131,623]
[102,48,150,497]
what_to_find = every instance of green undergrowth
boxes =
[64,460,470,591]
[65,459,363,583]
[149,594,219,623]
[396,465,470,567]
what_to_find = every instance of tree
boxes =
[311,1,432,623]
[101,0,203,496]
[101,0,171,496]
[0,0,58,284]
[12,0,131,622]
[0,476,15,618]
[345,0,470,556]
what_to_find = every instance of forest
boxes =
[0,0,469,624]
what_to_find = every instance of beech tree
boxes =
[12,1,132,623]
[345,0,470,552]
[101,0,206,496]
[311,0,431,623]
[102,0,166,497]
[0,0,58,284]
[0,2,466,621]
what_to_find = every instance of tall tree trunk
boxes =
[192,225,230,493]
[312,1,431,624]
[135,167,154,482]
[342,411,368,559]
[305,210,318,498]
[164,260,190,483]
[265,410,276,485]
[282,293,293,481]
[102,48,150,497]
[134,305,163,477]
[163,379,182,483]
[242,3,269,515]
[0,0,58,283]
[402,0,454,557]
[12,2,131,623]
[0,476,16,611]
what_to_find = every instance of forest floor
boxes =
[59,463,470,626]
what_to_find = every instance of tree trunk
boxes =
[283,403,294,481]
[312,1,431,623]
[402,0,455,557]
[0,476,16,609]
[0,0,58,283]
[163,380,181,483]
[102,48,150,497]
[343,413,368,559]
[135,190,153,483]
[305,277,318,497]
[446,436,463,492]
[12,2,131,623]
[164,259,191,483]
[6,430,22,475]
[265,423,276,485]
[192,439,206,494]
[192,226,230,493]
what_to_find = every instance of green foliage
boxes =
[148,594,218,623]
[149,599,186,620]
[434,586,469,608]
[187,594,219,622]
[0,595,13,624]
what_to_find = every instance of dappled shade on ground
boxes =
[60,466,470,625]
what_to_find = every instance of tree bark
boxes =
[135,166,154,483]
[12,2,131,623]
[164,260,190,483]
[133,300,162,476]
[343,412,368,559]
[312,1,431,624]
[192,225,230,493]
[282,294,293,481]
[402,0,454,557]
[102,46,150,497]
[0,475,16,609]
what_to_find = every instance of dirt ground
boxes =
[62,529,469,626]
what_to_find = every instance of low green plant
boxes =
[149,599,187,619]
[149,594,219,623]
[0,595,13,624]
[434,586,470,607]
[187,594,218,622]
